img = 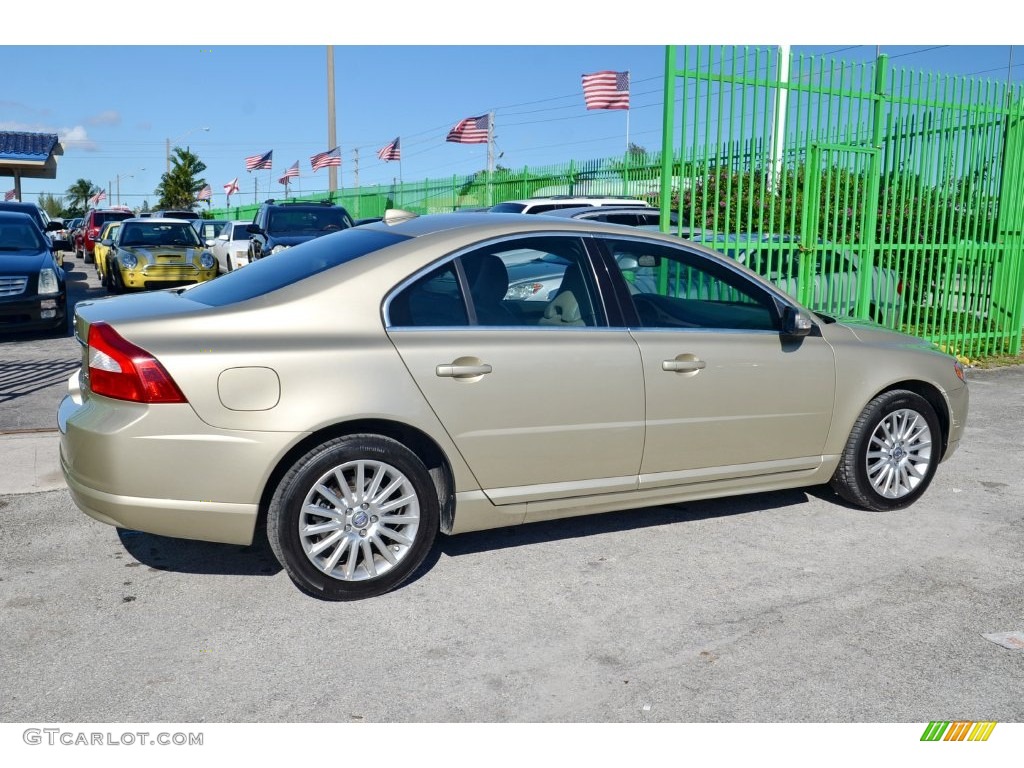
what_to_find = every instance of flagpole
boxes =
[486,111,495,207]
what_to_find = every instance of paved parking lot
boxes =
[1,267,1021,726]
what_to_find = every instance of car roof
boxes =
[358,211,685,242]
[0,210,37,223]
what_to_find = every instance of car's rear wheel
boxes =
[830,390,940,511]
[267,435,440,601]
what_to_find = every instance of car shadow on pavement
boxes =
[116,527,283,577]
[112,488,813,590]
[411,487,814,580]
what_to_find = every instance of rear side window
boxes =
[185,228,409,306]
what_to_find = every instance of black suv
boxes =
[247,199,354,261]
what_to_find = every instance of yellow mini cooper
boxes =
[93,220,122,289]
[107,217,218,293]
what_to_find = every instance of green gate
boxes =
[659,45,1024,359]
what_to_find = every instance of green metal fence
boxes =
[209,46,1024,360]
[658,45,1024,360]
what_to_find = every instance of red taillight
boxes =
[87,323,187,404]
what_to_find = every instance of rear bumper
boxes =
[58,387,303,546]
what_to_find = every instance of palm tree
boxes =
[155,147,207,209]
[66,178,100,215]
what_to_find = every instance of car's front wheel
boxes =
[108,264,124,294]
[830,390,941,511]
[267,435,440,601]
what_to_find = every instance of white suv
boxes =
[488,196,652,214]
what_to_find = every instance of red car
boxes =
[78,207,133,263]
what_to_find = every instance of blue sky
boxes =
[4,5,1017,211]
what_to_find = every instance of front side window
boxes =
[388,235,604,328]
[600,237,779,332]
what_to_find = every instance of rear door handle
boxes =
[436,363,493,378]
[662,359,706,372]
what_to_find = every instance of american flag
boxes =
[446,115,490,144]
[310,147,341,172]
[245,150,273,171]
[88,190,107,206]
[224,177,240,196]
[581,70,630,110]
[3,189,15,201]
[377,137,401,162]
[196,184,213,201]
[278,161,300,184]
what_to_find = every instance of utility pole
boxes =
[327,46,338,195]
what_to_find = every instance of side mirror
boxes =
[206,238,216,247]
[246,223,261,235]
[45,221,64,232]
[782,306,813,338]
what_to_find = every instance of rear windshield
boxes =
[94,211,134,228]
[185,228,410,306]
[266,207,352,234]
[489,202,527,213]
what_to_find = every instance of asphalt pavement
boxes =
[0,253,1022,723]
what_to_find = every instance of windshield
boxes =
[0,220,48,251]
[267,207,351,234]
[119,221,203,248]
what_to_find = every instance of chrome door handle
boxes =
[436,363,493,378]
[662,359,706,372]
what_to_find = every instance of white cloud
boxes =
[58,126,99,152]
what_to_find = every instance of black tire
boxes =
[267,434,440,601]
[830,390,941,511]
[108,263,125,294]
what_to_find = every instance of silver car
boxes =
[59,211,969,601]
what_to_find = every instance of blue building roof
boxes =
[0,132,61,162]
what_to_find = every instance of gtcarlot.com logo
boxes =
[921,721,997,742]
[23,729,203,747]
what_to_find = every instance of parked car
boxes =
[191,219,229,245]
[59,211,968,601]
[0,201,70,267]
[488,196,653,214]
[0,211,67,335]
[207,220,251,273]
[93,221,123,288]
[150,209,200,221]
[67,217,84,253]
[79,207,134,263]
[104,217,217,293]
[692,233,904,327]
[247,199,354,261]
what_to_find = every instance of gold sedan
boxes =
[59,211,969,601]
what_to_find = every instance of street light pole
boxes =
[166,127,210,173]
[113,167,145,207]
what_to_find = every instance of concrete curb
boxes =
[0,431,66,495]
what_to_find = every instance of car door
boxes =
[596,235,837,489]
[385,234,646,505]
